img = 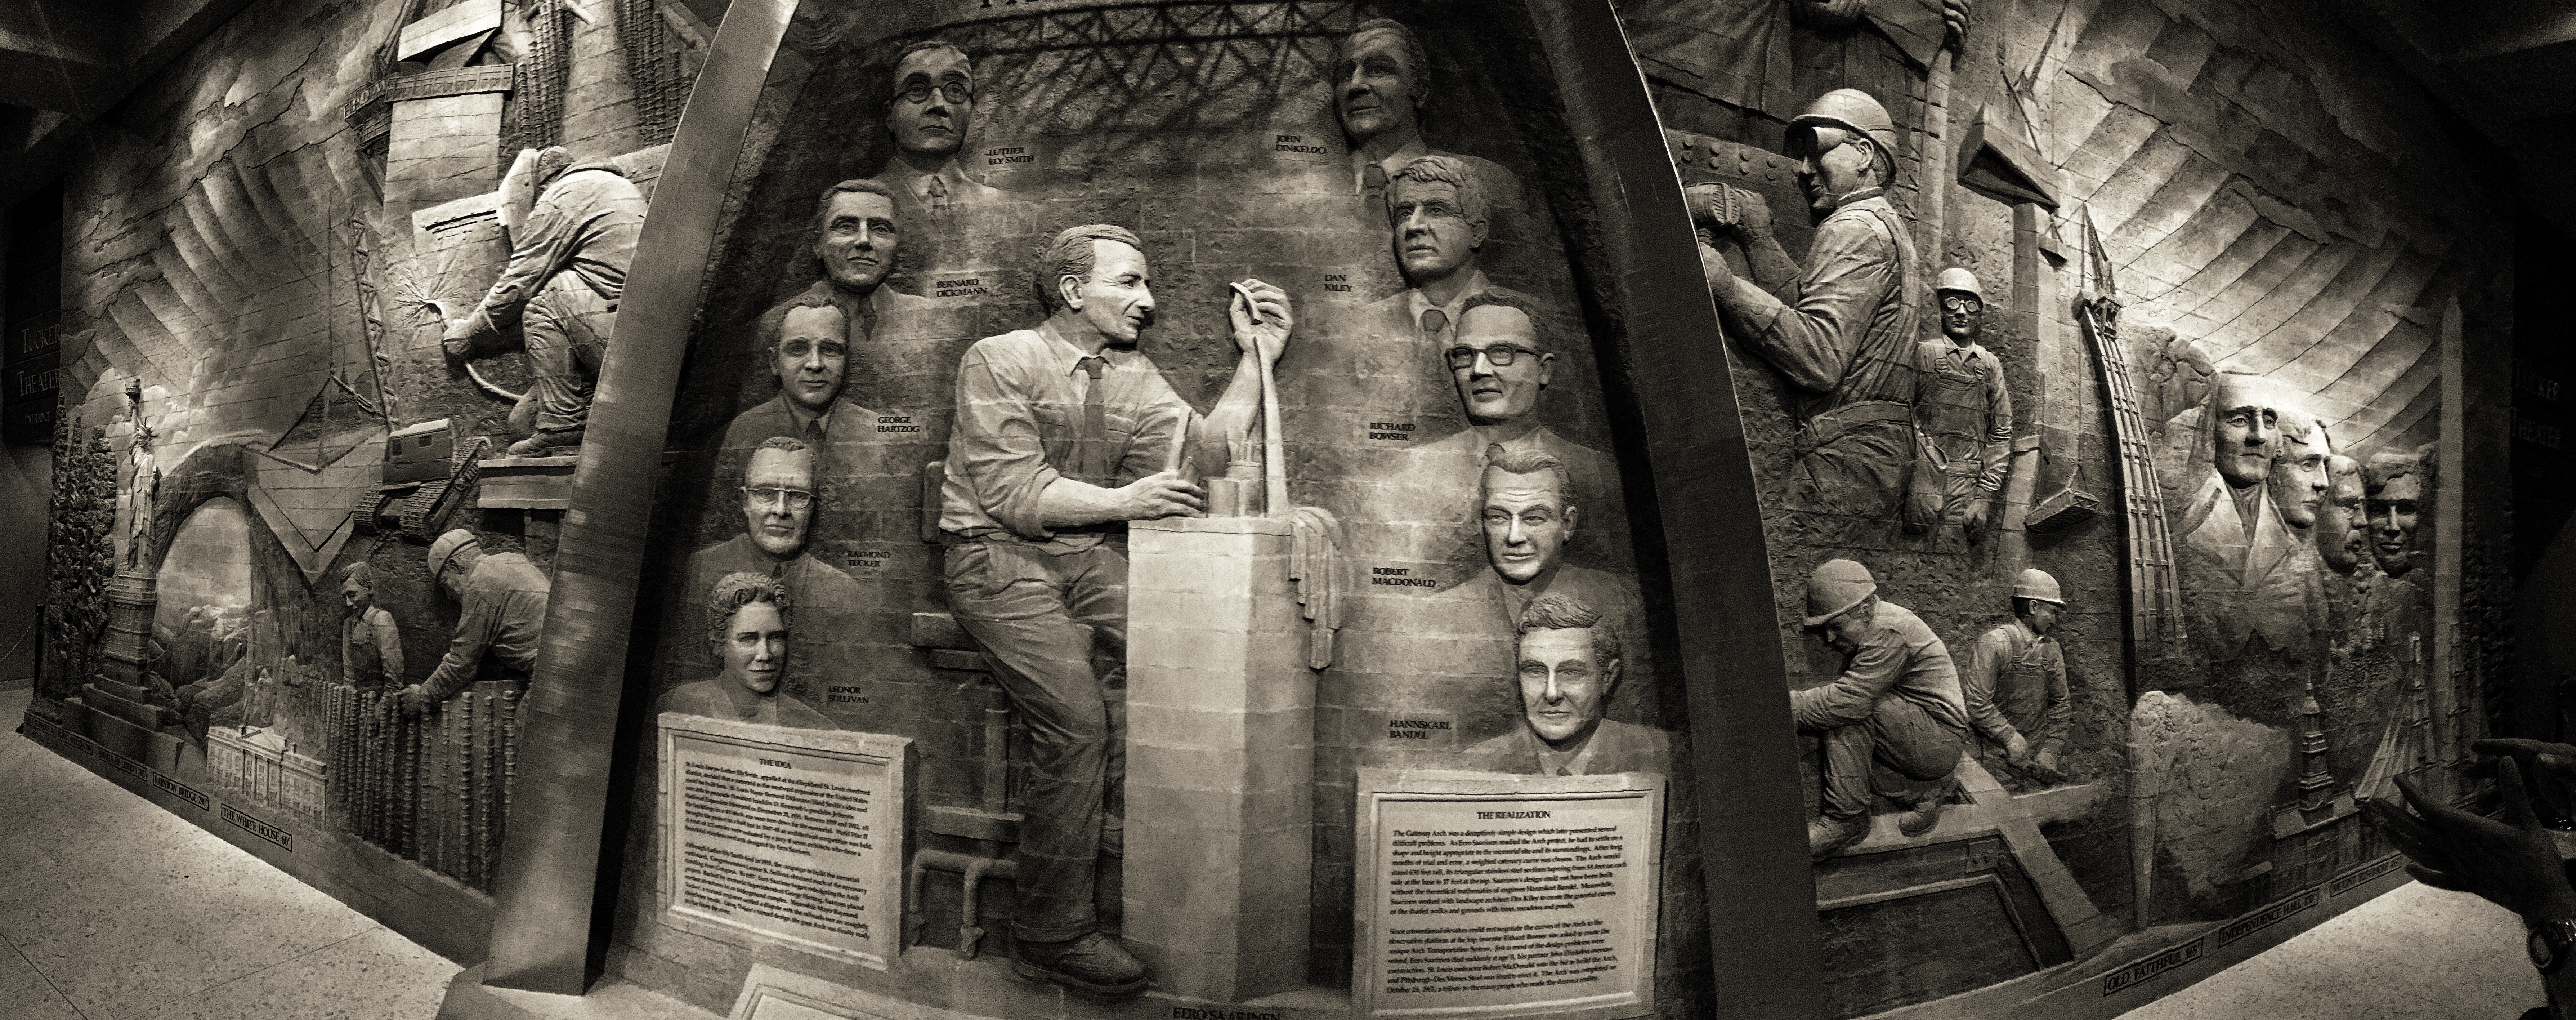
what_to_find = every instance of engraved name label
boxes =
[1324,272,1353,293]
[875,415,921,434]
[842,548,891,571]
[826,685,870,705]
[662,723,904,968]
[984,145,1034,166]
[1363,782,1660,1017]
[1371,566,1437,588]
[1384,717,1459,748]
[1361,411,1418,445]
[932,279,990,299]
[1273,133,1327,155]
[220,803,295,851]
[151,770,211,810]
[2101,938,2205,996]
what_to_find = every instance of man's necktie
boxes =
[1364,162,1390,224]
[803,420,823,447]
[926,174,950,210]
[1419,308,1450,339]
[1075,355,1110,485]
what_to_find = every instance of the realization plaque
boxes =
[1354,769,1664,1020]
[659,714,911,969]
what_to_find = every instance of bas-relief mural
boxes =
[26,0,694,956]
[13,0,2518,1014]
[621,3,1698,1017]
[1659,0,2510,1014]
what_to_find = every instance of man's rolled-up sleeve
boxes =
[951,350,1061,540]
[420,593,498,704]
[1790,637,1908,730]
[1716,215,1896,394]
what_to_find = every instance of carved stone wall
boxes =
[1638,0,2514,1014]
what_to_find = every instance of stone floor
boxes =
[0,680,2555,1020]
[2112,879,2547,1020]
[0,682,456,1020]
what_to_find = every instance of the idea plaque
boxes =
[659,713,910,969]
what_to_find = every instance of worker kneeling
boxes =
[1795,558,1969,859]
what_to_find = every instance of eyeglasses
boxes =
[1445,343,1543,369]
[741,486,815,509]
[899,79,972,104]
[1940,297,1982,313]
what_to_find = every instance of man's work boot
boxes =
[1808,814,1870,860]
[1012,931,1152,996]
[506,427,585,458]
[1900,779,1960,837]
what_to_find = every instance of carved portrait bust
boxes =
[2363,446,2434,578]
[2208,373,2281,490]
[2270,412,2329,529]
[813,181,900,294]
[741,439,818,560]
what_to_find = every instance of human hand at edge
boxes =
[2364,760,2576,921]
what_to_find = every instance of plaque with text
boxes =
[1354,769,1663,1020]
[659,714,911,969]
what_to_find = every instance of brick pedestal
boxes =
[1123,515,1314,1001]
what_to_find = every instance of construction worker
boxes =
[444,147,648,456]
[1906,267,2013,536]
[1795,559,1969,858]
[401,530,549,714]
[1962,569,2071,784]
[1691,89,1924,523]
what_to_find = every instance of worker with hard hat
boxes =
[1794,558,1970,859]
[1687,88,1925,522]
[1904,266,2015,535]
[401,529,551,714]
[1962,568,2071,784]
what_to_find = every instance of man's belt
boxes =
[1796,400,1913,456]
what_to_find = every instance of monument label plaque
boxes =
[1355,769,1662,1020]
[660,714,910,969]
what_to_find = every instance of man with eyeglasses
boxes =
[400,530,551,715]
[1396,291,1622,582]
[881,40,1003,214]
[1903,267,2014,536]
[685,437,869,688]
[1329,155,1538,446]
[1690,88,1924,524]
[938,224,1291,995]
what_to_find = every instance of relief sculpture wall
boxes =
[613,3,1708,1016]
[1640,0,2514,1014]
[11,0,2525,1017]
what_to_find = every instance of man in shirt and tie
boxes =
[722,293,882,453]
[1334,18,1525,237]
[1333,155,1536,442]
[733,179,935,430]
[939,224,1292,994]
[684,437,869,694]
[1460,593,1670,776]
[881,40,1003,214]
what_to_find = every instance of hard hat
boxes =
[1803,559,1878,627]
[426,530,476,582]
[1935,267,1984,302]
[2012,568,2065,605]
[1790,89,1899,164]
